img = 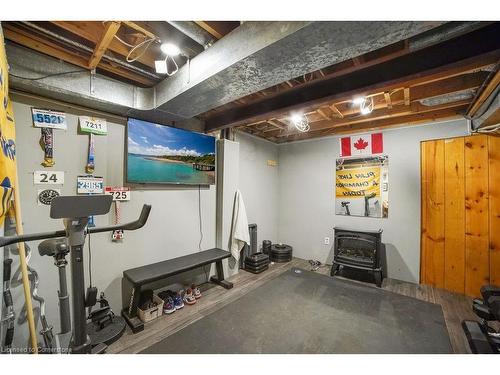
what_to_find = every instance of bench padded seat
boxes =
[123,248,231,286]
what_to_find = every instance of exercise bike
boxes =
[0,195,151,354]
[462,285,500,354]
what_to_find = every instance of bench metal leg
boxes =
[210,260,233,289]
[121,279,144,333]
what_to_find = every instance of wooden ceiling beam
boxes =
[3,24,156,86]
[268,119,287,130]
[50,21,158,68]
[467,66,500,116]
[269,99,471,139]
[205,23,500,131]
[208,51,498,130]
[275,106,467,143]
[3,25,91,68]
[88,21,121,69]
[122,21,157,40]
[316,108,331,120]
[248,71,486,129]
[404,88,410,106]
[329,104,344,118]
[411,70,489,100]
[384,92,393,109]
[194,21,224,39]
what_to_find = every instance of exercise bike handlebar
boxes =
[87,204,151,234]
[0,204,152,248]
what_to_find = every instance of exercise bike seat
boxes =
[38,238,68,257]
[480,285,500,304]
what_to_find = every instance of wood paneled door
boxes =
[421,134,499,297]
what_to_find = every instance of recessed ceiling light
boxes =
[160,43,181,56]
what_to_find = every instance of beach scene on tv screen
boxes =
[127,118,216,184]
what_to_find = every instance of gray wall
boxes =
[8,96,216,347]
[277,119,469,283]
[235,132,279,245]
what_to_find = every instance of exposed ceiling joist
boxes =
[194,21,240,39]
[404,88,410,106]
[205,23,500,132]
[467,67,500,117]
[384,92,393,109]
[268,99,471,140]
[3,23,157,86]
[51,21,157,68]
[274,106,467,143]
[88,21,121,69]
[122,21,156,39]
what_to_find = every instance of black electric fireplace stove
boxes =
[331,227,385,287]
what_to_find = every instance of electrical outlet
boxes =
[324,237,330,245]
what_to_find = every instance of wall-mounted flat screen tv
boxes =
[126,118,216,185]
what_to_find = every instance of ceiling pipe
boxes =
[166,21,215,49]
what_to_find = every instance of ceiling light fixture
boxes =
[290,113,310,133]
[154,60,169,74]
[155,43,181,76]
[352,97,365,105]
[160,42,181,56]
[359,97,374,115]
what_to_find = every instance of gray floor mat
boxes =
[141,267,452,353]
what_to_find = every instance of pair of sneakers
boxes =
[183,284,202,306]
[158,290,184,314]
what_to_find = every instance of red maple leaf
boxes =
[353,138,369,150]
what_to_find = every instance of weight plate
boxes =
[270,252,293,258]
[244,265,269,274]
[245,258,270,267]
[245,262,270,269]
[245,253,269,263]
[271,257,292,263]
[244,263,269,271]
[270,244,293,254]
[270,254,292,261]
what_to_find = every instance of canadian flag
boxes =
[340,133,383,157]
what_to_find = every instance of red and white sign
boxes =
[340,133,383,157]
[105,186,131,201]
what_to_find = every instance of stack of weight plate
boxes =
[270,244,293,263]
[244,252,270,274]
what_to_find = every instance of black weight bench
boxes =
[121,248,233,333]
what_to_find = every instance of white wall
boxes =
[235,132,279,245]
[8,96,216,347]
[277,119,469,283]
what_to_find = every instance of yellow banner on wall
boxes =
[0,24,17,224]
[335,166,380,198]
